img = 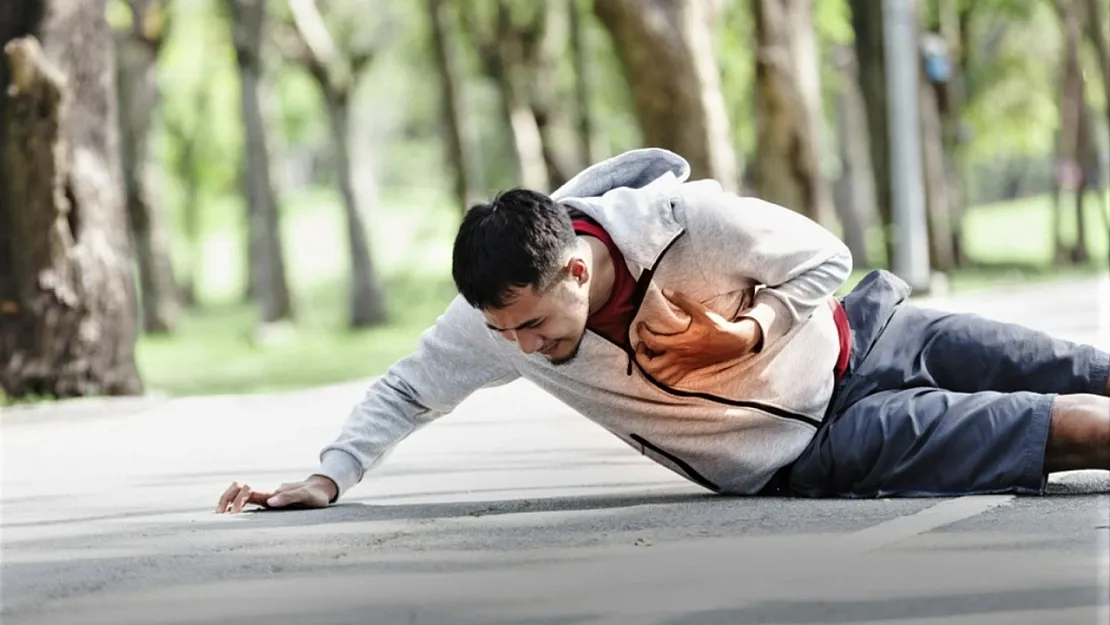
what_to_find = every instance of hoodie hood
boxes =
[550,148,695,269]
[551,147,691,200]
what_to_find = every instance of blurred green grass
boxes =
[134,189,1106,397]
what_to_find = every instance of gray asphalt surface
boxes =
[3,275,1109,625]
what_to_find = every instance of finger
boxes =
[637,323,675,353]
[635,340,659,364]
[663,289,709,321]
[658,365,686,387]
[247,489,274,507]
[639,349,677,381]
[230,484,253,514]
[661,366,679,386]
[217,481,240,513]
[265,488,305,509]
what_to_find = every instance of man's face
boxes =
[481,266,591,366]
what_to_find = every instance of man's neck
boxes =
[581,235,614,316]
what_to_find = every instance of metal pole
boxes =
[883,0,932,291]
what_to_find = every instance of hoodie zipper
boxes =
[630,433,721,493]
[594,229,822,430]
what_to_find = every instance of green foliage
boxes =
[572,0,640,161]
[715,1,756,159]
[125,0,1108,398]
[960,1,1061,163]
[815,0,854,45]
[137,185,461,395]
[156,0,242,201]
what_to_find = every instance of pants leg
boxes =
[789,387,1054,498]
[832,270,1109,412]
[861,302,1110,397]
[787,269,1100,498]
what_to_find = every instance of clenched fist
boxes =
[215,475,338,514]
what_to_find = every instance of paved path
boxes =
[3,275,1108,625]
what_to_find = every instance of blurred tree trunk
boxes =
[751,0,836,228]
[496,39,549,191]
[457,1,545,190]
[831,44,875,266]
[1074,99,1096,264]
[1084,0,1110,147]
[226,0,293,324]
[594,0,739,191]
[568,0,594,168]
[115,0,180,334]
[426,0,481,212]
[1052,0,1085,264]
[526,0,579,187]
[321,93,387,326]
[1084,0,1110,266]
[918,58,955,271]
[849,0,895,269]
[283,0,386,328]
[0,0,144,398]
[937,0,969,267]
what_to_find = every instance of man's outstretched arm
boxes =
[216,296,520,513]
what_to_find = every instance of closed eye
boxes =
[487,318,545,333]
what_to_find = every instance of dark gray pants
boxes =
[787,270,1110,498]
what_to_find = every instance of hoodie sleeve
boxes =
[313,296,520,500]
[680,189,853,351]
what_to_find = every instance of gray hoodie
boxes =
[315,148,853,497]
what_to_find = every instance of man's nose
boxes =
[516,332,543,354]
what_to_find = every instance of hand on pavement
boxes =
[215,475,338,514]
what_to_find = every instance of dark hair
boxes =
[452,188,577,310]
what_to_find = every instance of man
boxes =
[217,148,1109,513]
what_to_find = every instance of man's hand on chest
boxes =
[634,289,763,385]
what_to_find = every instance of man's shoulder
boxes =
[675,183,798,229]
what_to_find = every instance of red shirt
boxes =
[831,299,851,380]
[571,217,852,378]
[573,218,637,348]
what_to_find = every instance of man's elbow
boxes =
[829,240,854,285]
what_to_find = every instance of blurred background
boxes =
[0,0,1107,403]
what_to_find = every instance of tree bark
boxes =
[919,60,955,271]
[1073,98,1095,263]
[1084,0,1110,152]
[426,0,480,212]
[115,0,180,333]
[831,44,875,266]
[226,0,293,323]
[323,92,388,326]
[849,0,895,268]
[594,0,739,190]
[751,0,836,227]
[1052,0,1085,263]
[284,0,387,328]
[527,0,579,188]
[937,0,968,267]
[568,0,594,168]
[456,0,578,191]
[0,0,144,399]
[493,0,551,191]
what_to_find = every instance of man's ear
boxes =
[568,257,589,285]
